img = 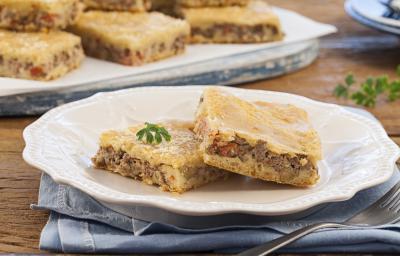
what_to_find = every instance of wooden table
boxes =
[1,0,399,253]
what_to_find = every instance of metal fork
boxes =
[238,181,400,256]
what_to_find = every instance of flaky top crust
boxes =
[99,121,205,169]
[180,0,281,27]
[0,30,81,59]
[69,11,190,49]
[195,88,322,163]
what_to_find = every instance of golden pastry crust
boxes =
[194,88,322,186]
[0,0,83,32]
[69,11,190,65]
[177,0,249,7]
[179,0,283,43]
[0,30,84,81]
[82,0,152,12]
[92,121,229,193]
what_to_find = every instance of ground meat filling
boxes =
[92,146,169,188]
[207,136,315,172]
[82,34,186,66]
[85,0,152,11]
[191,24,279,42]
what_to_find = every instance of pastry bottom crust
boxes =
[190,24,283,44]
[81,34,187,66]
[204,136,319,186]
[204,154,319,187]
[92,146,229,193]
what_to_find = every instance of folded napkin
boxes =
[32,108,400,254]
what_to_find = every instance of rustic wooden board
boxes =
[1,0,400,254]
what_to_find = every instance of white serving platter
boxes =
[0,7,336,97]
[23,86,400,216]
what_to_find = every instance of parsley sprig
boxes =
[333,65,400,107]
[136,122,171,144]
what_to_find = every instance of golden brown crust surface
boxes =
[194,87,322,186]
[93,121,229,193]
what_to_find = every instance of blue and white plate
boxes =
[346,0,400,35]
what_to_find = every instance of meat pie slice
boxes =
[82,0,152,12]
[194,88,322,186]
[178,0,283,44]
[0,30,84,81]
[0,0,83,32]
[92,121,229,193]
[68,11,190,66]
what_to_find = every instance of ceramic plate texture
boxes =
[23,86,400,216]
[0,7,336,97]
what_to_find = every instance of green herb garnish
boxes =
[334,73,354,99]
[333,65,400,107]
[136,122,171,144]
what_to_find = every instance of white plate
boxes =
[351,0,400,28]
[0,7,336,97]
[23,86,400,216]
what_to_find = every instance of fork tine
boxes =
[382,190,400,208]
[386,191,400,210]
[380,182,400,208]
[346,181,400,226]
[391,198,400,212]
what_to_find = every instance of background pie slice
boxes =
[0,30,84,81]
[178,0,284,43]
[68,11,190,66]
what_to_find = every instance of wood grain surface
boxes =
[1,0,400,254]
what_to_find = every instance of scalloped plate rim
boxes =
[23,86,400,216]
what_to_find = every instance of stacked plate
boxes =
[346,0,400,35]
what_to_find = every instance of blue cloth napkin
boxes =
[33,169,400,254]
[31,107,400,254]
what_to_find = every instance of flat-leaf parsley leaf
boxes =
[136,122,171,144]
[333,65,400,107]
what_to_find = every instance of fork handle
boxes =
[237,222,347,256]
